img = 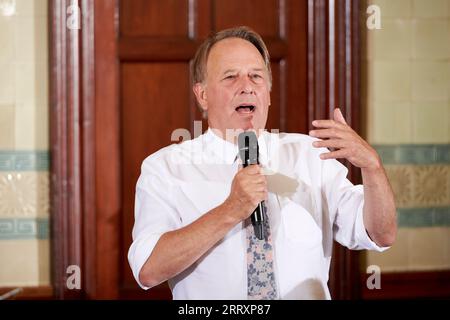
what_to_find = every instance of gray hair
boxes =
[191,26,272,89]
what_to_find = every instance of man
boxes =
[128,26,396,299]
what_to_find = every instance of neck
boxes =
[209,127,264,145]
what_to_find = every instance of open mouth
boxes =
[235,105,256,114]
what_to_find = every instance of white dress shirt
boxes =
[128,128,387,299]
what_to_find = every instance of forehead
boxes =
[206,38,266,73]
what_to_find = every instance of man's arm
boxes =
[309,108,397,247]
[360,165,397,247]
[139,164,267,288]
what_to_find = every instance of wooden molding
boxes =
[49,0,84,299]
[0,286,54,300]
[308,0,362,299]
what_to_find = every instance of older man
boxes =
[128,26,396,299]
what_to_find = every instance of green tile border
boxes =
[374,144,450,165]
[0,207,448,240]
[398,207,450,228]
[0,218,49,240]
[0,151,49,171]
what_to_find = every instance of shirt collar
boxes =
[203,128,269,166]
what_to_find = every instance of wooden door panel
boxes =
[121,63,191,289]
[120,0,189,37]
[265,61,282,131]
[214,0,281,38]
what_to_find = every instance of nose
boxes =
[238,76,255,95]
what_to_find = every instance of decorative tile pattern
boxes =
[0,151,49,171]
[385,164,450,208]
[385,165,414,207]
[0,218,49,239]
[0,172,49,217]
[414,165,449,206]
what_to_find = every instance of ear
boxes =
[193,83,208,112]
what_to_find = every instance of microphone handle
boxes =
[251,202,266,240]
[243,136,266,240]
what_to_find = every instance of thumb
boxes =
[334,108,347,125]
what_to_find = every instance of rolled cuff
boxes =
[128,232,164,290]
[355,201,390,252]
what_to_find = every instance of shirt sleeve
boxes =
[321,157,389,252]
[127,159,182,290]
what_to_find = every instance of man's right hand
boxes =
[224,164,268,222]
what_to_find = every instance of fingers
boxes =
[241,164,263,175]
[309,128,345,139]
[312,139,348,149]
[311,119,347,130]
[319,149,348,160]
[333,108,347,125]
[311,108,347,129]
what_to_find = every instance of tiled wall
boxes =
[363,0,450,271]
[0,0,50,286]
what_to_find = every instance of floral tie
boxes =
[246,205,278,300]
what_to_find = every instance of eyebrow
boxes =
[222,68,265,75]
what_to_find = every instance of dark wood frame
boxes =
[50,0,120,299]
[307,0,362,299]
[48,0,363,299]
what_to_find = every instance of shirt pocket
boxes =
[177,181,231,225]
[280,198,322,248]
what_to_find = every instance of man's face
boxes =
[194,38,271,138]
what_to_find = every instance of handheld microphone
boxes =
[238,131,266,240]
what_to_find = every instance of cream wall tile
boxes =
[0,105,15,149]
[371,20,412,60]
[412,0,449,18]
[409,227,448,270]
[370,61,411,101]
[0,239,40,286]
[368,0,412,19]
[0,172,49,218]
[0,64,15,105]
[14,62,48,108]
[412,20,449,59]
[15,0,48,17]
[412,62,448,101]
[371,101,413,144]
[37,239,50,285]
[14,16,48,63]
[15,105,49,150]
[444,228,450,269]
[0,16,14,63]
[412,101,449,143]
[366,228,409,272]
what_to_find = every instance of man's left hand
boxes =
[309,108,381,171]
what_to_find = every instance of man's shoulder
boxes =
[140,136,200,172]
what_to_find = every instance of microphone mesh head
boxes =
[237,131,259,165]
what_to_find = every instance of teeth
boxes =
[235,105,255,112]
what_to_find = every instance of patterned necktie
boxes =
[246,204,278,300]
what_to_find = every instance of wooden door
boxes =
[118,0,307,299]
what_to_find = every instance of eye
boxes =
[250,74,263,80]
[224,74,236,80]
